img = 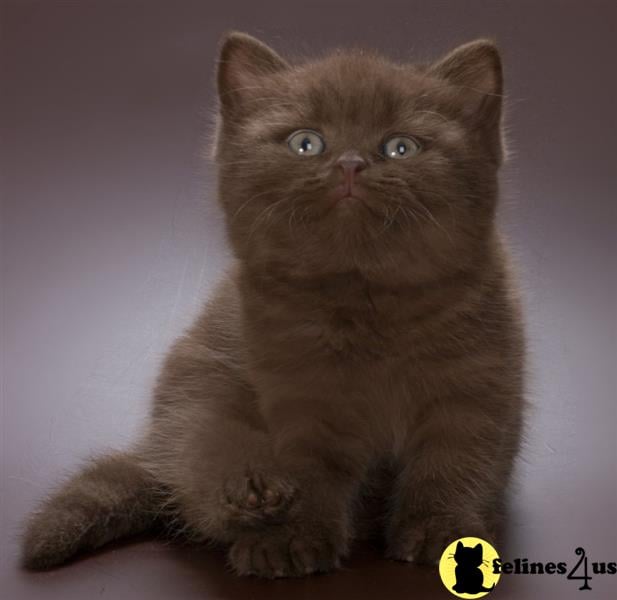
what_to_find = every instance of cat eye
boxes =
[382,135,421,159]
[287,130,325,157]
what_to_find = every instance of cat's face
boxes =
[454,541,484,567]
[215,33,504,282]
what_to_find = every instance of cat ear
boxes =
[456,541,464,551]
[429,39,502,112]
[474,543,483,554]
[429,39,504,161]
[217,32,289,115]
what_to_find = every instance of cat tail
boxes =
[481,584,496,592]
[21,450,164,570]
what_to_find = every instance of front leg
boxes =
[228,395,370,578]
[386,395,520,565]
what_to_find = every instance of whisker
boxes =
[232,189,273,220]
[247,197,288,240]
[413,198,453,243]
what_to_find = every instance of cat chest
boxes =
[291,306,396,359]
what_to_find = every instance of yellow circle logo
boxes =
[438,537,501,598]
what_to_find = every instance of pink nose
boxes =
[336,151,367,175]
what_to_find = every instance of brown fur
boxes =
[21,32,525,578]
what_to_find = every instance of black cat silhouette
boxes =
[452,541,495,595]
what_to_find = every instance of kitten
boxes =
[21,32,525,578]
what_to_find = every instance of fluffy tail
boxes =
[21,451,163,570]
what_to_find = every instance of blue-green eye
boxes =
[382,135,421,159]
[287,130,325,156]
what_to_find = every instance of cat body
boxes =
[21,33,525,578]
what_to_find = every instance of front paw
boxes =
[386,513,490,566]
[228,523,347,578]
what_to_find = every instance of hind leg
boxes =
[145,280,357,576]
[147,362,298,542]
[150,389,358,578]
[223,392,374,578]
[219,456,296,524]
[195,421,296,531]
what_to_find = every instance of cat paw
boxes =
[228,525,345,578]
[221,471,295,524]
[386,513,490,566]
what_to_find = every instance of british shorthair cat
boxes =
[21,32,525,578]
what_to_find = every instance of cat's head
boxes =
[214,32,504,282]
[454,541,484,567]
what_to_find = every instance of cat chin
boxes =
[331,196,366,217]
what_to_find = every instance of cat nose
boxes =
[336,151,367,175]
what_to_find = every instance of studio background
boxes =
[1,1,615,599]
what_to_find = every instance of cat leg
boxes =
[146,344,298,539]
[227,396,370,578]
[21,451,161,570]
[385,396,520,565]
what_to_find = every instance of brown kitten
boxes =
[21,32,525,578]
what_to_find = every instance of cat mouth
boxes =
[321,184,390,223]
[328,184,369,204]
